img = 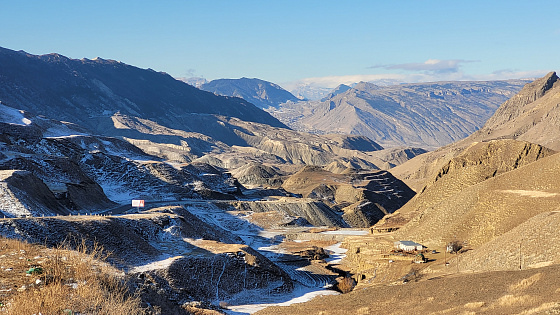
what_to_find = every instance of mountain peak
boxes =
[483,71,560,129]
[200,77,299,109]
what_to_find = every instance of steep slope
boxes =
[392,72,560,191]
[392,151,560,248]
[377,140,555,231]
[201,77,300,109]
[282,166,415,227]
[0,170,70,217]
[320,84,352,101]
[0,47,285,135]
[470,71,560,149]
[459,210,560,272]
[273,80,527,149]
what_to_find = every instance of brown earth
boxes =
[375,139,556,231]
[390,151,560,249]
[281,166,415,227]
[256,264,560,315]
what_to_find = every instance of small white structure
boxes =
[394,240,424,252]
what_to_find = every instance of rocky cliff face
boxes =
[471,72,560,150]
[271,80,527,149]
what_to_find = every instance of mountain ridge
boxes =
[0,47,285,133]
[201,77,300,109]
[272,79,529,149]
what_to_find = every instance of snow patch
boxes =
[129,256,181,273]
[225,284,339,314]
[501,190,559,198]
[324,242,347,264]
[320,229,368,235]
[0,104,32,126]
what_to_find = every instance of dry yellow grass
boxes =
[0,236,143,315]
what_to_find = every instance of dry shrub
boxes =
[509,273,542,292]
[495,294,536,307]
[4,237,143,315]
[402,266,423,283]
[336,276,356,294]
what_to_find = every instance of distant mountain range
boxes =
[0,47,284,135]
[200,77,301,109]
[0,47,426,174]
[270,80,529,149]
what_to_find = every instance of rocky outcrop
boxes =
[483,72,560,129]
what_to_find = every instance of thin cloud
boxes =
[280,70,547,91]
[370,59,479,74]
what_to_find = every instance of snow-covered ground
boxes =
[321,229,368,235]
[183,202,346,314]
[225,284,339,314]
[324,242,348,264]
[0,103,32,126]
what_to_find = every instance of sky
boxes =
[0,1,559,89]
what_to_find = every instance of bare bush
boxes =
[336,276,356,293]
[402,266,423,283]
[447,240,463,254]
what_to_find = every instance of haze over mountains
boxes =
[200,77,301,109]
[189,76,528,150]
[272,80,529,149]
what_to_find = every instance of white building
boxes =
[394,240,424,252]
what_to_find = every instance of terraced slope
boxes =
[392,151,560,248]
[376,140,555,229]
[282,166,414,227]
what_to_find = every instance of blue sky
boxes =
[0,1,558,88]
